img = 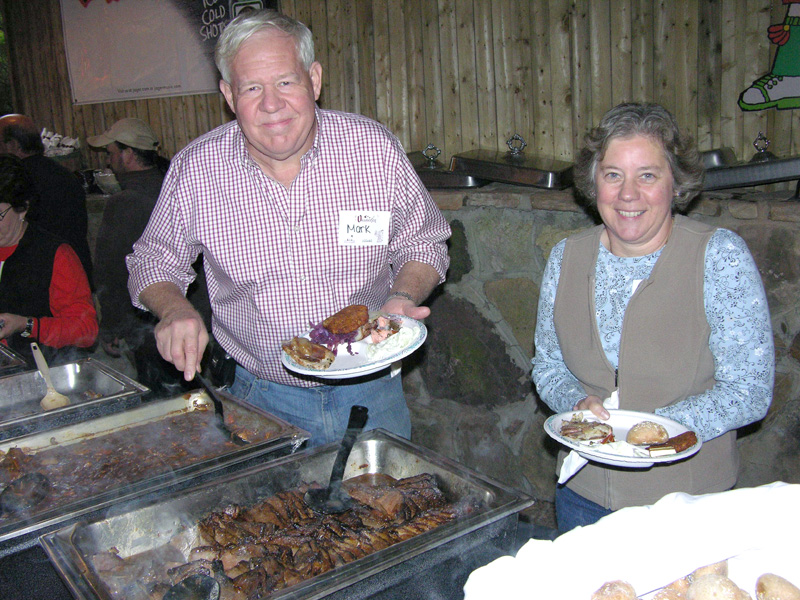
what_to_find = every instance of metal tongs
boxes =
[194,373,248,446]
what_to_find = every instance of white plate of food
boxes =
[281,306,427,379]
[544,409,702,468]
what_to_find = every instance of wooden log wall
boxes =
[3,0,798,177]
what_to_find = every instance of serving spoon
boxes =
[304,405,369,514]
[194,373,248,446]
[30,342,71,411]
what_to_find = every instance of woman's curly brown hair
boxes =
[573,102,704,211]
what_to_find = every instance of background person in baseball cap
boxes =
[87,118,160,152]
[88,118,209,396]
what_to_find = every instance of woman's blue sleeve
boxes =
[656,229,774,441]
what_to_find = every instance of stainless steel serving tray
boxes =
[0,390,308,556]
[700,147,737,170]
[0,345,28,377]
[41,429,534,600]
[702,154,800,191]
[0,358,149,440]
[407,151,490,189]
[451,149,574,189]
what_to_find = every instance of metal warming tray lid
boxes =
[41,429,534,600]
[0,345,28,377]
[700,147,738,170]
[451,134,573,189]
[408,144,490,189]
[0,358,149,440]
[702,134,800,192]
[703,154,800,190]
[0,390,308,556]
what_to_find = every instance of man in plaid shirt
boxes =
[127,9,450,446]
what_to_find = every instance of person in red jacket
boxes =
[0,154,97,366]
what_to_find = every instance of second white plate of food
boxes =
[544,409,702,468]
[281,314,427,379]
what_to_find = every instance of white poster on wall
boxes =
[60,0,269,105]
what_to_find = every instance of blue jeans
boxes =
[229,365,411,448]
[555,484,614,534]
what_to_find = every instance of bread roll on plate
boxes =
[756,573,800,600]
[653,589,684,600]
[689,560,729,581]
[592,580,637,600]
[687,574,748,600]
[626,420,669,445]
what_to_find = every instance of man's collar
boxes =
[233,107,324,170]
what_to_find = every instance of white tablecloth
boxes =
[463,481,799,599]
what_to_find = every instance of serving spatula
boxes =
[304,405,369,514]
[194,372,248,446]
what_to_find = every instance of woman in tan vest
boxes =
[532,103,774,534]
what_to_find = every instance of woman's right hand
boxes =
[0,313,26,340]
[573,395,609,420]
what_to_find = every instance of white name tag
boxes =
[338,210,391,246]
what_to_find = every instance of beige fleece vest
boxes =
[553,215,737,509]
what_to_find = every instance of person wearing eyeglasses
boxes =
[0,113,94,290]
[0,154,97,366]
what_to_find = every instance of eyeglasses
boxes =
[0,206,12,221]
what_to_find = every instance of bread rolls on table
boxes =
[593,562,800,600]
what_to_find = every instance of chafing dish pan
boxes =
[450,133,573,189]
[0,358,149,440]
[41,429,534,600]
[700,147,738,170]
[0,390,308,557]
[0,345,27,377]
[408,146,489,189]
[702,154,800,191]
[451,148,573,189]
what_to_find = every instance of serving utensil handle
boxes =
[30,342,56,389]
[329,405,369,485]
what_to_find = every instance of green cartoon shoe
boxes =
[739,74,800,111]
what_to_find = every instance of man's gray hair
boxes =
[215,9,315,83]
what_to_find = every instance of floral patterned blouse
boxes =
[532,228,774,442]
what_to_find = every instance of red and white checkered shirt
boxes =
[127,109,450,386]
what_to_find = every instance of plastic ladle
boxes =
[304,405,369,514]
[30,342,70,411]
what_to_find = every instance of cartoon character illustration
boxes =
[739,0,800,111]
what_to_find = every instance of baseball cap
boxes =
[87,118,159,151]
